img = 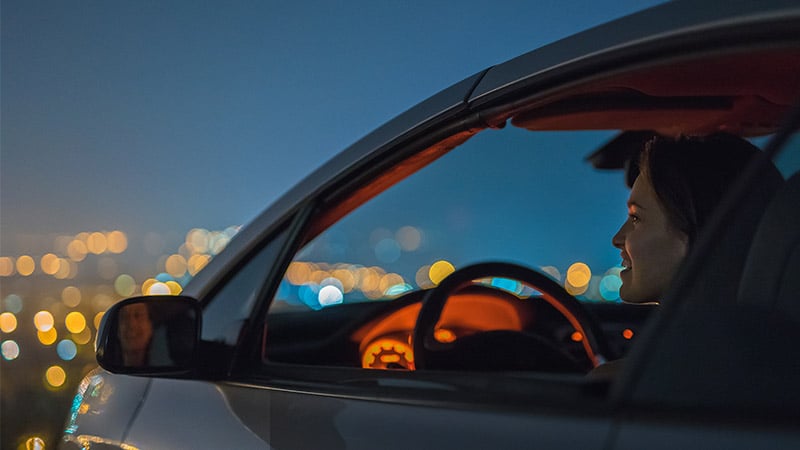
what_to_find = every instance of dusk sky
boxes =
[2,0,663,255]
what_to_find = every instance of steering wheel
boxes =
[412,262,612,372]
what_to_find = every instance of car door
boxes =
[206,120,649,449]
[609,119,800,449]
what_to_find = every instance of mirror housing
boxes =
[96,295,202,376]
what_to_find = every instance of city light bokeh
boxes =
[0,227,237,449]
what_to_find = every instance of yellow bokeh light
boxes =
[142,278,158,295]
[186,228,210,254]
[0,312,18,333]
[41,253,60,275]
[16,255,35,276]
[94,312,105,330]
[38,327,57,345]
[87,232,108,254]
[415,264,433,288]
[565,280,589,296]
[188,254,211,276]
[359,269,380,292]
[73,327,92,345]
[566,262,592,287]
[0,256,15,276]
[286,262,311,285]
[67,239,88,261]
[165,281,183,295]
[331,268,356,293]
[379,273,405,294]
[65,311,87,334]
[62,286,82,307]
[106,230,128,253]
[165,254,188,278]
[429,260,455,285]
[45,365,67,387]
[54,258,72,279]
[34,310,55,332]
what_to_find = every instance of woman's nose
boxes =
[612,222,628,249]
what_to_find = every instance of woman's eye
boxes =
[628,214,640,224]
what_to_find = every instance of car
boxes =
[60,1,800,448]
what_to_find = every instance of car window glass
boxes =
[273,128,627,310]
[265,127,642,370]
[202,227,289,346]
[773,132,800,178]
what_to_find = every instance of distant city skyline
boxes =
[2,0,664,253]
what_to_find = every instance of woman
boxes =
[612,133,782,304]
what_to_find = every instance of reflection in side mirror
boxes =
[96,295,201,375]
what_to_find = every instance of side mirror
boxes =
[96,295,202,376]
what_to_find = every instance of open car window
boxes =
[264,127,653,372]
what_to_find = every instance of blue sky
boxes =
[1,0,664,254]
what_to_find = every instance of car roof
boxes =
[185,0,800,299]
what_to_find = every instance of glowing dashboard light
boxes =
[429,260,455,285]
[0,312,17,333]
[434,328,457,343]
[622,329,634,340]
[570,331,584,342]
[362,338,415,370]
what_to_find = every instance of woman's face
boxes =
[118,302,153,352]
[612,173,688,303]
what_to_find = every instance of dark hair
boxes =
[637,133,781,246]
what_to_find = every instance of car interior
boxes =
[260,46,799,379]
